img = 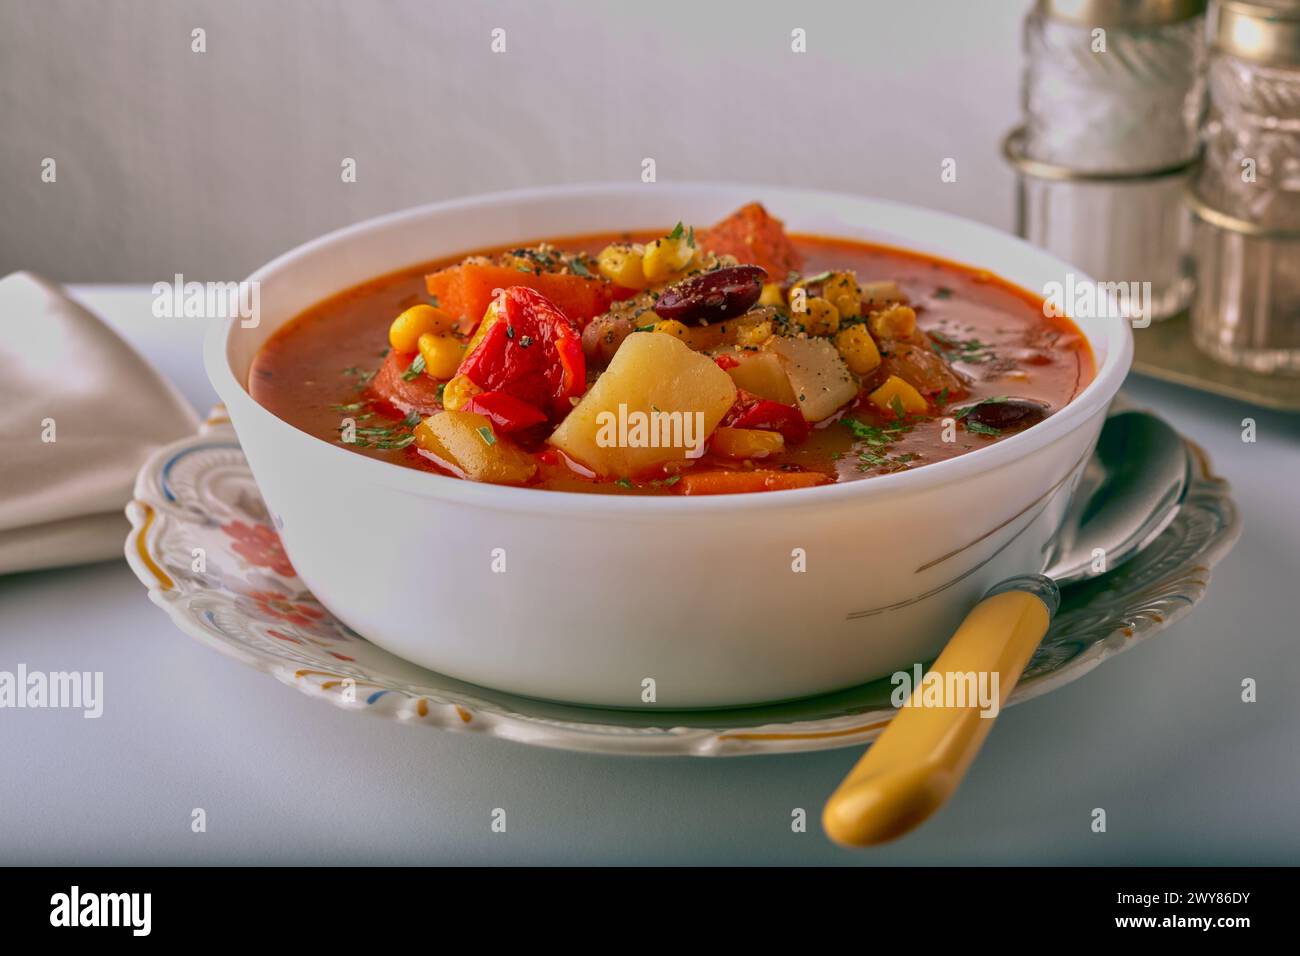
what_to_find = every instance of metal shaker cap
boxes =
[1037,0,1209,26]
[1211,0,1300,65]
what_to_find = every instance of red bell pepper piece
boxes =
[457,286,586,417]
[713,353,740,371]
[724,394,810,444]
[463,391,547,434]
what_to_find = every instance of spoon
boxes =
[822,410,1191,846]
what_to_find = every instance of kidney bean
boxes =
[653,266,767,325]
[961,397,1049,431]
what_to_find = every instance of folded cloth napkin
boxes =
[0,272,199,575]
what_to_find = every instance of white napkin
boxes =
[0,272,199,574]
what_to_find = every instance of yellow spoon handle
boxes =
[822,578,1057,847]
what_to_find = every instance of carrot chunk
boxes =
[426,264,613,332]
[672,469,831,495]
[697,203,804,279]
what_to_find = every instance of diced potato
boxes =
[414,411,537,485]
[710,426,784,460]
[834,324,881,375]
[803,297,840,336]
[823,271,862,319]
[548,332,737,477]
[598,244,648,290]
[768,336,859,422]
[417,333,464,380]
[868,374,928,415]
[869,304,917,339]
[723,348,798,404]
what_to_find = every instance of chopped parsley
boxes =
[616,477,634,489]
[954,396,1009,420]
[965,419,1002,437]
[477,426,497,446]
[931,331,996,364]
[841,416,914,447]
[857,449,919,473]
[934,287,953,300]
[401,354,427,381]
[667,221,685,240]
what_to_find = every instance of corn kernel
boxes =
[787,283,809,314]
[642,235,694,283]
[463,301,500,358]
[417,333,464,380]
[804,297,841,336]
[869,304,917,339]
[823,271,861,319]
[735,320,773,348]
[834,324,882,375]
[389,304,456,353]
[441,373,481,411]
[710,426,785,460]
[868,375,928,415]
[758,282,784,307]
[653,318,692,341]
[597,244,648,290]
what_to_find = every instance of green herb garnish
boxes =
[477,426,497,446]
[668,222,685,240]
[570,258,591,277]
[965,420,1001,437]
[401,354,427,381]
[954,396,1009,420]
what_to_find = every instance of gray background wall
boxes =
[0,0,1027,282]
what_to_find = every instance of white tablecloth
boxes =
[1,286,1296,864]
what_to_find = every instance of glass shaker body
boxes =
[1012,6,1206,323]
[1190,44,1300,374]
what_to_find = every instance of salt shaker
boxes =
[1189,0,1300,374]
[1005,0,1208,324]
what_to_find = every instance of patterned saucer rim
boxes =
[124,410,1240,757]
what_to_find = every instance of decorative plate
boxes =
[125,408,1240,757]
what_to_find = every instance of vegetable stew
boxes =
[251,204,1094,494]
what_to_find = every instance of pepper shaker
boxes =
[1189,0,1300,374]
[1004,0,1208,324]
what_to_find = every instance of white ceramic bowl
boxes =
[205,183,1132,708]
